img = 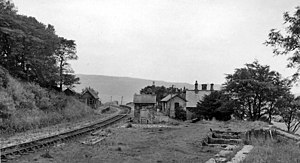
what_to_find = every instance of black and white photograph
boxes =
[1,0,300,162]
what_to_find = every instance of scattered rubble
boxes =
[82,129,112,145]
[204,129,244,163]
[227,145,253,163]
[40,151,53,159]
[55,143,65,148]
[120,123,180,128]
[81,136,106,145]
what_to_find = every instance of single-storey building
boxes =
[161,94,187,118]
[133,94,156,123]
[81,88,101,109]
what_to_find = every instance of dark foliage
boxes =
[196,91,233,121]
[0,0,79,90]
[140,85,184,102]
[175,106,186,121]
[276,94,300,133]
[224,61,291,121]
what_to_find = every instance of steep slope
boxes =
[0,67,93,135]
[74,74,222,103]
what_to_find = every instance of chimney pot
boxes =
[210,83,214,91]
[195,81,198,92]
[201,84,207,90]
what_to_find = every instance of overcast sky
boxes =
[13,0,300,92]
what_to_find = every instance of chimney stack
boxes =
[194,81,198,92]
[201,84,207,91]
[210,83,214,91]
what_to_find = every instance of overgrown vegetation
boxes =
[243,137,300,163]
[0,66,93,135]
[195,91,233,121]
[0,0,91,135]
[190,61,293,123]
[224,61,291,122]
[174,106,186,121]
[140,85,184,107]
[276,95,300,132]
[0,0,79,91]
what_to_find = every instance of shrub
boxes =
[175,106,186,121]
[193,91,233,121]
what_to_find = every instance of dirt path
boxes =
[9,120,267,163]
[0,106,120,149]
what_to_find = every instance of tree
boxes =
[0,1,79,91]
[140,85,183,102]
[265,6,300,81]
[224,61,291,121]
[55,37,79,91]
[0,1,61,87]
[195,91,233,121]
[276,95,300,133]
[0,0,17,14]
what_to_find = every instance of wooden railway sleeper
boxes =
[1,154,8,162]
[5,154,15,160]
[27,148,35,153]
[13,151,21,157]
[20,149,29,155]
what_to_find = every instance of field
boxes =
[9,120,268,163]
[243,136,300,163]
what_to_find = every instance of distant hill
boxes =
[74,74,222,103]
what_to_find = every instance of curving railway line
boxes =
[0,105,131,162]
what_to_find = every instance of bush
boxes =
[175,106,186,121]
[193,91,233,121]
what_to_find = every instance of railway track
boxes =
[0,105,130,162]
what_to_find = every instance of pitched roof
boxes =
[185,90,211,108]
[133,94,156,104]
[82,89,99,99]
[64,88,75,93]
[161,94,187,102]
[64,88,76,95]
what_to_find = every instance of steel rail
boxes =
[0,105,130,162]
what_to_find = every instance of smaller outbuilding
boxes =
[81,88,101,109]
[161,94,187,118]
[133,94,156,123]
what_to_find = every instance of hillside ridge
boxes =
[74,74,222,103]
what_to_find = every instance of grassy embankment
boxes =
[243,133,300,163]
[0,67,94,136]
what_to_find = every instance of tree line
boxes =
[197,6,300,133]
[139,6,300,133]
[0,0,79,91]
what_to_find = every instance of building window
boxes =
[175,102,179,109]
[89,98,94,105]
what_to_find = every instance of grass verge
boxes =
[242,136,300,163]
